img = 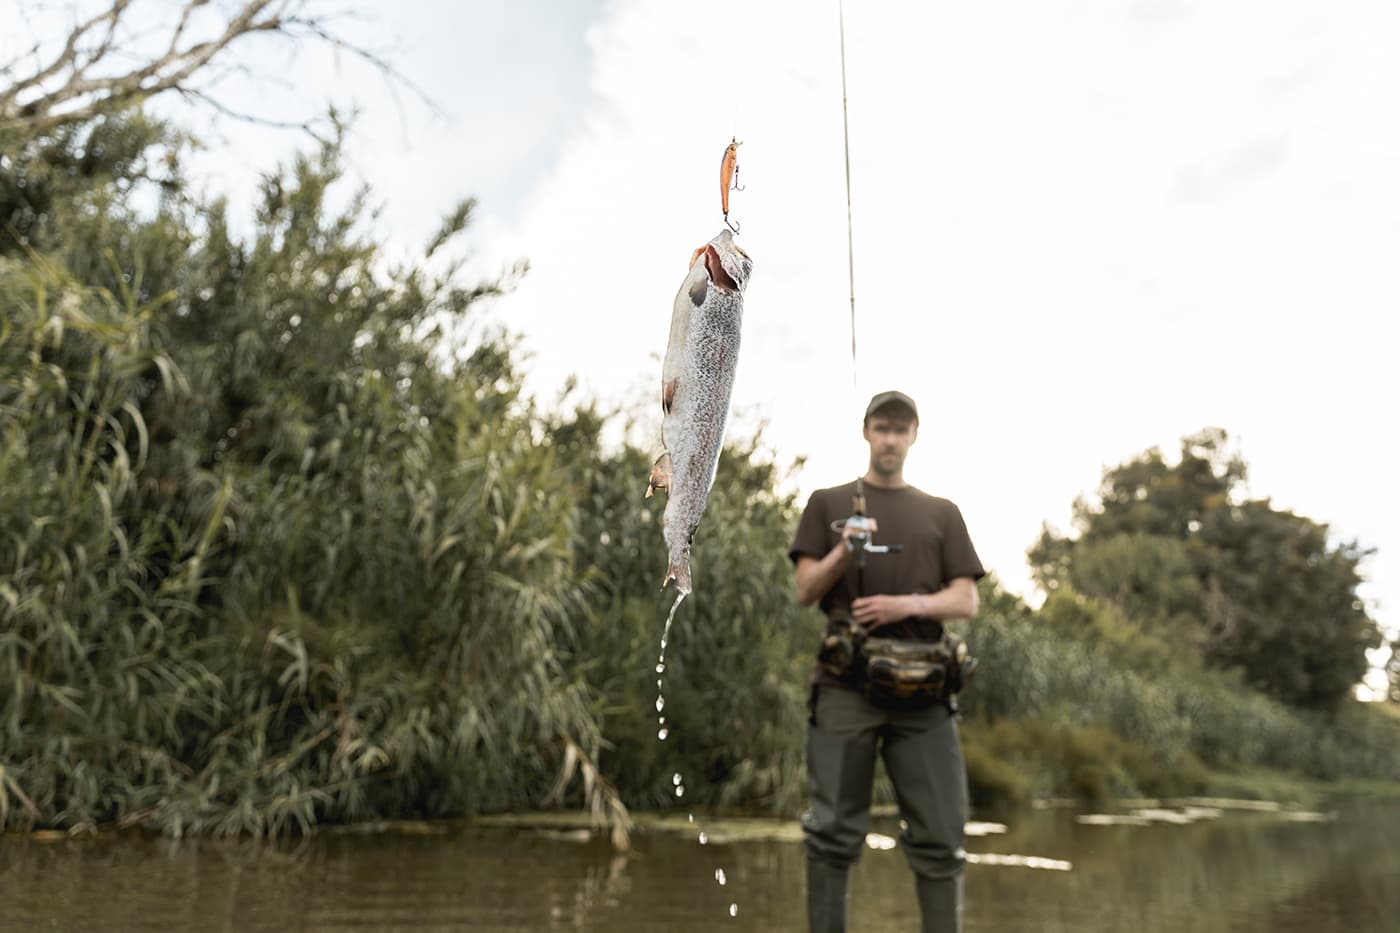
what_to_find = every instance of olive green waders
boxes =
[802,686,967,933]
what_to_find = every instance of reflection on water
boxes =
[3,799,1400,932]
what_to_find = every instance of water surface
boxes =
[3,798,1398,932]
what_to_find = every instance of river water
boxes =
[3,798,1398,932]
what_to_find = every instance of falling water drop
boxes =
[672,773,683,785]
[656,696,665,712]
[656,663,665,674]
[729,903,738,918]
[698,832,708,845]
[715,868,727,886]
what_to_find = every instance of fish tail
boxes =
[661,551,692,595]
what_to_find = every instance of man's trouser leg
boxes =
[882,706,968,933]
[802,687,879,933]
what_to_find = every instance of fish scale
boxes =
[647,228,752,594]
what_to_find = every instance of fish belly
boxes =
[660,290,744,591]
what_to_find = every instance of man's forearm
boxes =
[849,579,979,629]
[794,545,850,607]
[906,579,978,621]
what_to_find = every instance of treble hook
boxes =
[725,216,741,234]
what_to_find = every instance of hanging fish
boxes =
[646,228,753,593]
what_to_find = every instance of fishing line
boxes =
[838,0,858,393]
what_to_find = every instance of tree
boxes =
[1,1,418,263]
[1032,429,1381,709]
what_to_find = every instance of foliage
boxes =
[0,115,606,836]
[960,580,1400,804]
[1030,428,1381,709]
[965,717,1199,803]
[560,410,814,815]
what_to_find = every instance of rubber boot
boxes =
[806,859,851,933]
[915,874,962,933]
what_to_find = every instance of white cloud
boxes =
[9,1,1395,639]
[471,0,1399,635]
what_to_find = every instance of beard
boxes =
[870,451,904,477]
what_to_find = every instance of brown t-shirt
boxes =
[789,481,986,685]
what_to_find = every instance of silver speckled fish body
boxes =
[646,228,753,594]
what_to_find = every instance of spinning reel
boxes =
[830,479,902,590]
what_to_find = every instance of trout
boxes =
[646,228,753,593]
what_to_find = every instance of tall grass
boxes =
[0,136,611,836]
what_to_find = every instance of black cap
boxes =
[864,390,918,424]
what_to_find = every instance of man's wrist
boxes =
[913,593,929,619]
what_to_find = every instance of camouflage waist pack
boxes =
[818,613,978,711]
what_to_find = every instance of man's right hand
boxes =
[840,515,878,552]
[796,516,881,607]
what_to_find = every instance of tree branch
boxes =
[0,1,428,135]
[0,1,128,104]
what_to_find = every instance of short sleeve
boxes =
[789,492,831,564]
[940,504,986,583]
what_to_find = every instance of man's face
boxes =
[863,413,917,477]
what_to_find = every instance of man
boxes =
[789,390,985,933]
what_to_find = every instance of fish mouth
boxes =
[702,244,740,291]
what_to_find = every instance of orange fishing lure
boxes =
[720,138,742,232]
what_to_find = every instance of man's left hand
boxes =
[850,595,910,629]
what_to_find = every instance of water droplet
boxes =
[655,697,665,712]
[657,728,669,740]
[688,813,694,823]
[729,903,738,918]
[698,832,708,845]
[675,785,685,798]
[656,663,665,674]
[672,773,682,785]
[715,868,727,885]
[658,716,665,724]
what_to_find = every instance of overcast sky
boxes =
[8,0,1398,691]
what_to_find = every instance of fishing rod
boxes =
[833,1,902,598]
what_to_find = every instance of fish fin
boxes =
[646,451,673,498]
[661,377,679,415]
[661,551,692,594]
[703,244,738,291]
[688,246,706,268]
[687,273,707,307]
